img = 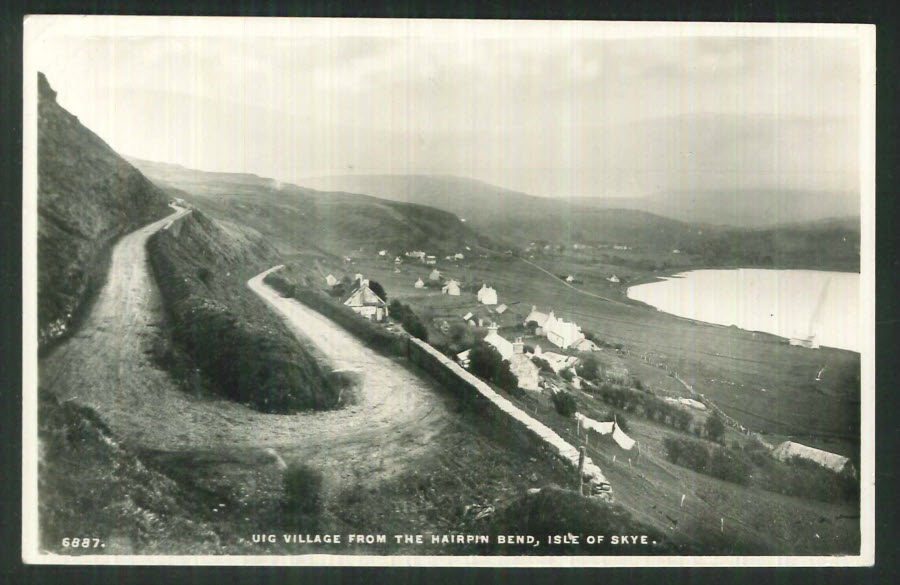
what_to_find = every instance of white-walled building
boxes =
[344,282,389,322]
[477,284,498,305]
[543,311,585,349]
[325,274,338,287]
[442,280,461,296]
[414,278,425,289]
[429,269,441,281]
[484,323,514,360]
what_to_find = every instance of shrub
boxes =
[469,342,519,393]
[705,413,726,442]
[389,299,428,341]
[533,357,554,373]
[283,464,324,516]
[560,368,574,383]
[664,436,751,485]
[551,391,577,418]
[369,280,387,301]
[577,355,602,381]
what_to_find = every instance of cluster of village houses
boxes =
[323,261,855,479]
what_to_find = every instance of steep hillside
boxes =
[38,73,170,349]
[147,210,348,412]
[129,159,486,258]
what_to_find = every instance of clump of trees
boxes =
[663,436,751,485]
[468,341,519,393]
[704,412,726,443]
[388,300,428,341]
[551,390,577,418]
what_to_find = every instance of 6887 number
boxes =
[61,538,104,548]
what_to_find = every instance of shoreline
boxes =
[623,267,861,355]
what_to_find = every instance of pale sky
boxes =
[27,17,866,199]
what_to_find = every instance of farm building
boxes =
[343,281,389,322]
[477,284,498,305]
[543,311,585,349]
[429,269,441,281]
[607,274,620,283]
[406,250,426,260]
[454,253,465,260]
[524,305,549,334]
[414,278,425,289]
[442,280,461,296]
[566,275,575,282]
[325,274,338,287]
[771,441,856,477]
[378,250,387,256]
[426,255,437,265]
[495,303,508,315]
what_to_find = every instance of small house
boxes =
[343,282,389,322]
[484,323,514,361]
[607,274,620,283]
[378,250,387,256]
[477,284,498,306]
[524,305,549,334]
[566,275,575,283]
[543,311,585,349]
[325,274,338,287]
[425,255,437,265]
[454,253,465,260]
[495,304,507,315]
[772,441,856,477]
[442,280,461,296]
[429,269,441,281]
[414,278,425,289]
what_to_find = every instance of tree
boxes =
[578,354,602,381]
[705,412,726,443]
[369,280,387,301]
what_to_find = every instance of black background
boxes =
[2,1,897,584]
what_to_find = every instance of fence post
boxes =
[577,446,586,495]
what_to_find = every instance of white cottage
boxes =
[429,269,441,281]
[414,278,425,289]
[543,311,585,349]
[477,284,498,305]
[442,280,461,296]
[325,274,338,287]
[343,282,389,322]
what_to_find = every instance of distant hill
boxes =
[297,173,859,271]
[297,174,698,250]
[129,160,486,259]
[38,73,170,348]
[583,189,860,228]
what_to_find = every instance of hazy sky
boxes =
[28,18,867,199]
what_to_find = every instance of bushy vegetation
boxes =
[593,383,700,435]
[663,436,752,485]
[550,391,577,418]
[467,342,519,393]
[283,464,324,517]
[148,213,345,413]
[705,412,726,442]
[388,299,428,341]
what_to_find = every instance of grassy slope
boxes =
[38,392,221,555]
[37,73,170,348]
[130,159,487,259]
[147,209,347,412]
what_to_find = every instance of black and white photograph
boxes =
[21,16,875,566]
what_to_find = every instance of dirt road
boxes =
[40,209,451,489]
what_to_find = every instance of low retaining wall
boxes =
[408,337,612,498]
